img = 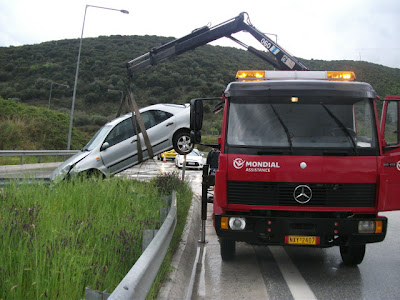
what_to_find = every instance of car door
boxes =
[100,117,138,174]
[379,97,400,211]
[139,110,175,158]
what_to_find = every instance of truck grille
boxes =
[227,181,376,207]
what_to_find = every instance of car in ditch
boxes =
[175,149,204,170]
[51,103,193,182]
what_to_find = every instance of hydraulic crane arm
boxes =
[126,12,308,77]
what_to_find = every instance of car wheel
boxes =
[173,131,194,155]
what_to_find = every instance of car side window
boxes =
[152,110,173,124]
[384,101,399,146]
[141,111,156,130]
[139,110,173,130]
[104,118,135,147]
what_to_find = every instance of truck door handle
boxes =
[131,138,137,143]
[166,122,174,127]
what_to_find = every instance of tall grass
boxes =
[0,175,192,299]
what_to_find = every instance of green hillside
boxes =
[0,35,399,141]
[0,97,89,150]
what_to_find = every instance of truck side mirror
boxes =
[190,130,202,144]
[190,98,203,131]
[190,98,203,144]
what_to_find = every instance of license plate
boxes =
[286,235,318,245]
[187,162,195,166]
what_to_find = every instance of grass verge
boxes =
[0,173,192,299]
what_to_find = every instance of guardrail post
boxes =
[160,194,171,223]
[142,229,159,252]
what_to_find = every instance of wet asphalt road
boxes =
[188,204,400,300]
[140,160,400,300]
[2,160,400,299]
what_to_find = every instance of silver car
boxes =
[51,103,193,182]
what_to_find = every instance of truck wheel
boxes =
[340,245,366,265]
[173,131,194,155]
[220,239,236,261]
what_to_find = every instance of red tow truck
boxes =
[191,73,400,265]
[126,13,400,265]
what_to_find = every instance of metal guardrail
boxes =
[107,190,177,300]
[0,150,79,164]
[0,150,79,156]
[0,178,51,186]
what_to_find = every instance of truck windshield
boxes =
[226,97,379,156]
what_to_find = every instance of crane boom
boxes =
[126,12,308,76]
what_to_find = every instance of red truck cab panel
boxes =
[379,96,400,211]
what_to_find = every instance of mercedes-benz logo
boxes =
[293,185,312,204]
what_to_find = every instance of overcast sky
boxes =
[0,0,399,69]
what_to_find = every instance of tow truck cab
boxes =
[191,70,400,265]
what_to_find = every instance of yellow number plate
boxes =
[286,235,318,245]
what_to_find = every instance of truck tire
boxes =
[220,239,236,261]
[340,245,366,265]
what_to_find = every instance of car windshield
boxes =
[82,125,112,151]
[226,96,379,156]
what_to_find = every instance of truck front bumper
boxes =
[214,214,387,247]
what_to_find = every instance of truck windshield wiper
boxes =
[321,104,358,155]
[270,105,293,153]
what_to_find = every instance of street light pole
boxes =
[67,5,129,150]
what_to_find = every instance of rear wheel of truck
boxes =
[220,239,236,261]
[340,245,366,265]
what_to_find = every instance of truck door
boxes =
[379,96,400,211]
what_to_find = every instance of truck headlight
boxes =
[229,217,246,230]
[358,220,382,234]
[358,221,375,234]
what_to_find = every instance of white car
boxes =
[51,103,193,182]
[175,149,204,170]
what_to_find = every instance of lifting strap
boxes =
[116,85,154,163]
